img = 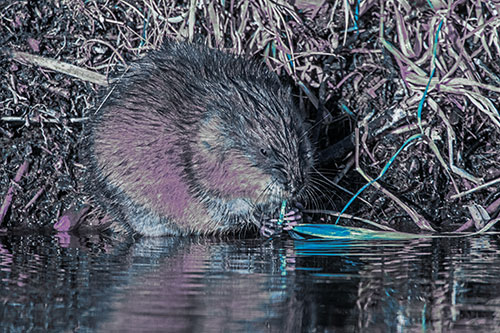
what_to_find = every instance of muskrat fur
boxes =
[84,41,313,236]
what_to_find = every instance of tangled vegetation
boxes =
[0,1,498,234]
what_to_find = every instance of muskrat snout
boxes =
[271,166,309,202]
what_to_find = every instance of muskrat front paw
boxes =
[281,207,303,231]
[259,204,304,238]
[259,220,279,238]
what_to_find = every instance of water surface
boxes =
[1,233,499,332]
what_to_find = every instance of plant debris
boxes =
[0,1,499,234]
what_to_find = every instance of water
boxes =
[1,233,499,332]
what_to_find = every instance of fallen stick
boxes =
[0,160,29,225]
[8,49,108,86]
[455,197,500,232]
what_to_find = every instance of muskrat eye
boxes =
[260,148,268,157]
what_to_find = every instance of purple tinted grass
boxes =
[54,215,71,232]
[0,160,29,225]
[1,1,499,234]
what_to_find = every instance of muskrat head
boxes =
[192,76,314,211]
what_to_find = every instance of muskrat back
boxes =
[84,41,313,236]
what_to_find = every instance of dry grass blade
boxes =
[9,50,108,86]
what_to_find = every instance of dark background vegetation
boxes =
[0,0,499,233]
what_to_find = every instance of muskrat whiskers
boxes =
[300,185,317,211]
[315,187,337,211]
[309,177,338,195]
[307,188,320,211]
[306,177,337,210]
[310,169,339,176]
[310,166,344,178]
[305,185,322,211]
[311,167,349,193]
[307,170,331,190]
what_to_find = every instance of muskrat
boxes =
[83,40,314,237]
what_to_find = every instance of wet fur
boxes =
[83,41,313,236]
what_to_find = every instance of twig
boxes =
[455,196,500,232]
[9,50,108,86]
[0,160,29,225]
[303,209,397,231]
[450,177,500,200]
[24,185,46,211]
[1,116,89,124]
[332,156,355,184]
